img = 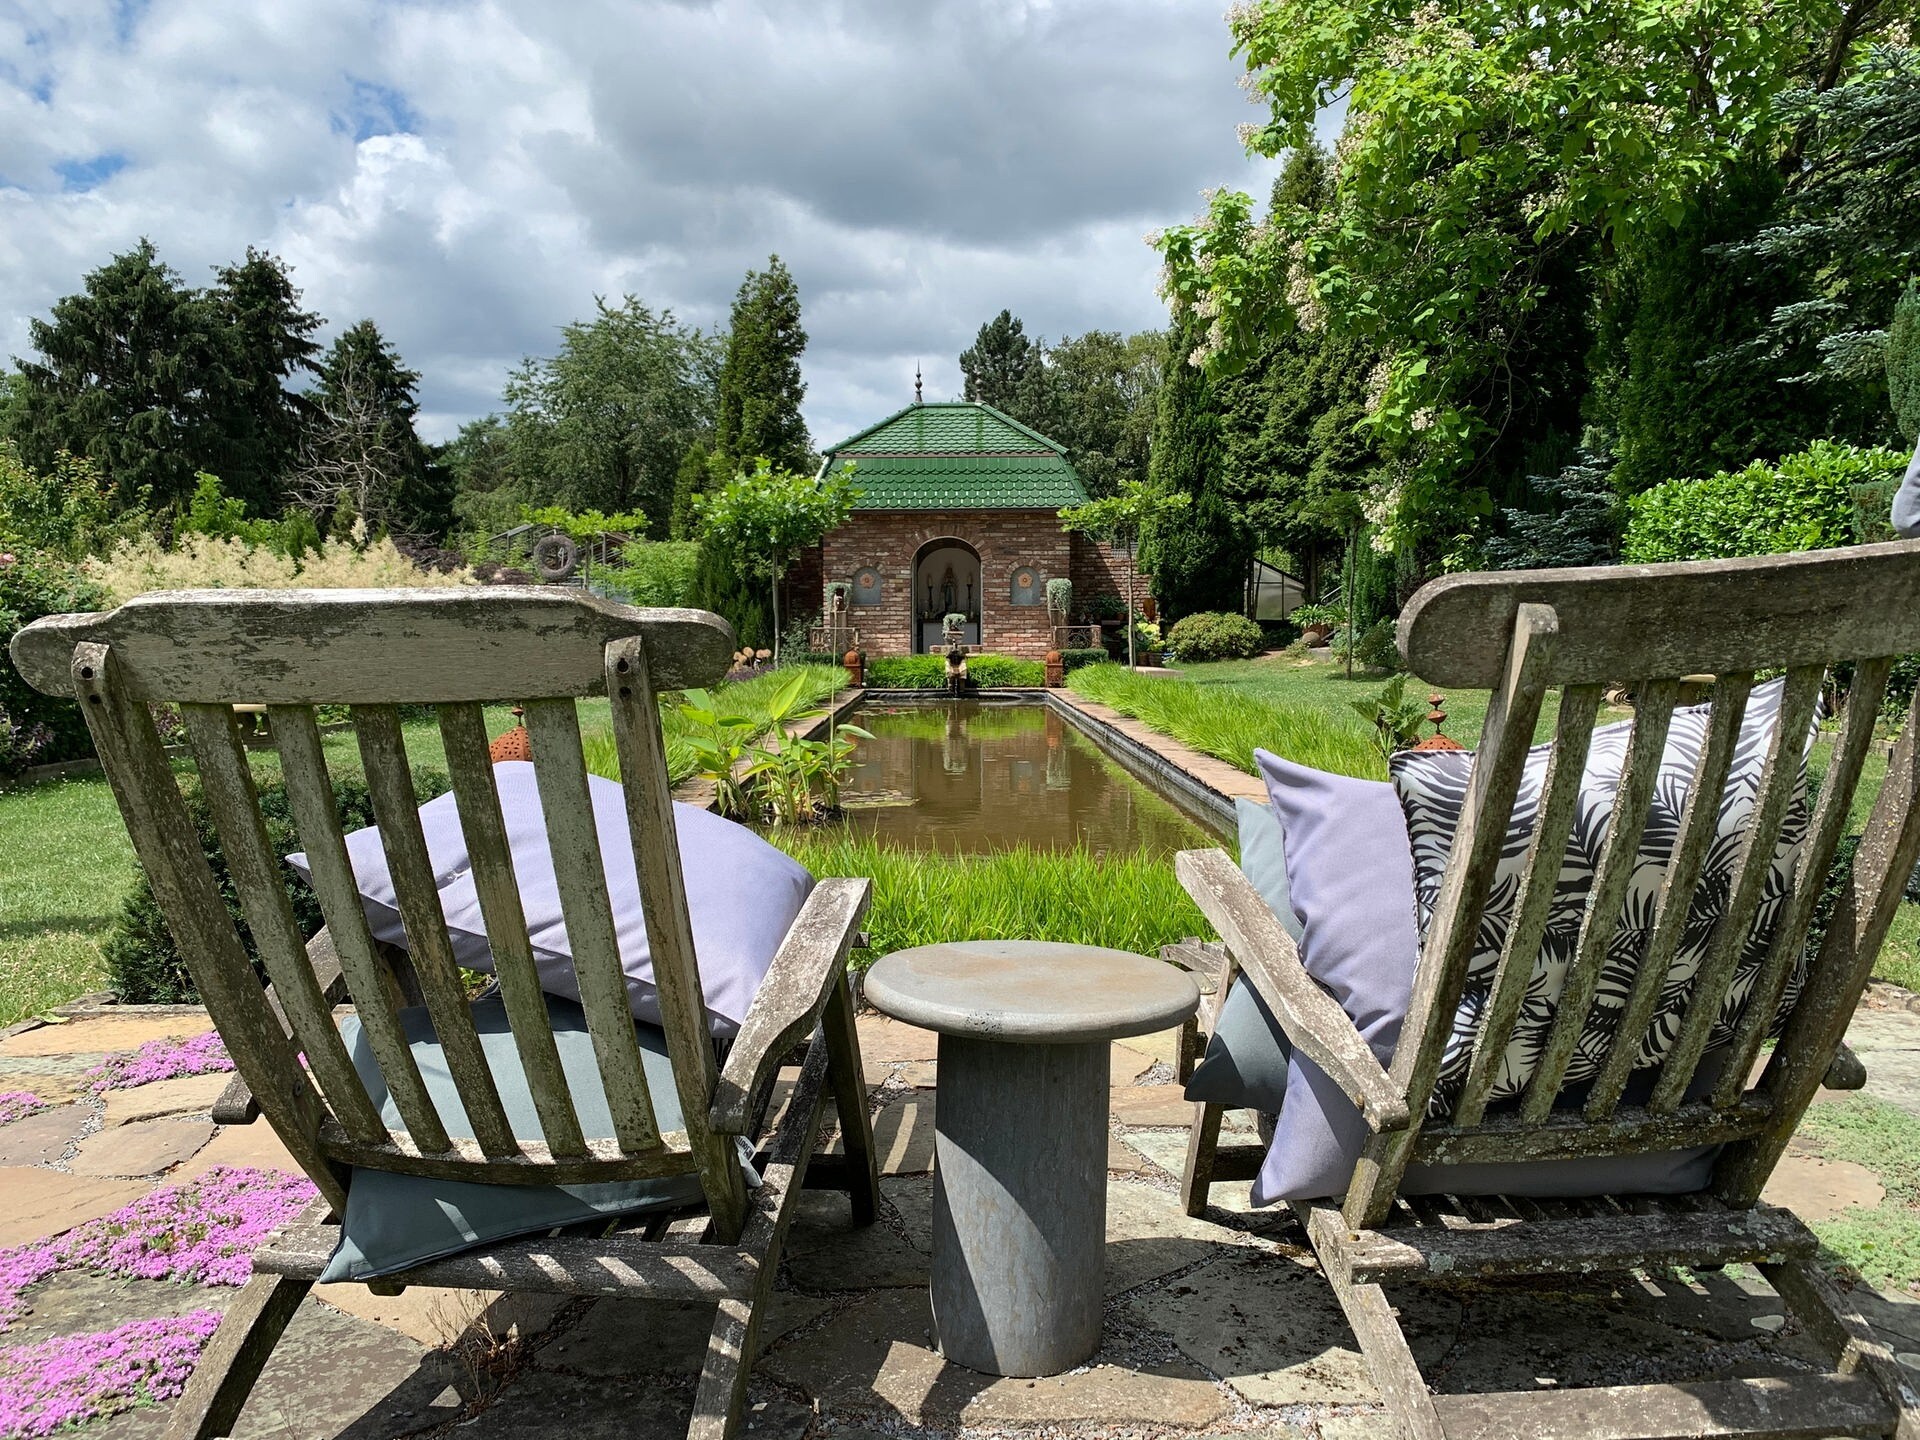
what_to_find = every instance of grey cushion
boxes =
[287,762,812,1038]
[1184,798,1297,1112]
[319,993,743,1282]
[1246,748,1717,1205]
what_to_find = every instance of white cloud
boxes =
[0,0,1282,446]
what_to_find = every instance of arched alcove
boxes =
[912,537,982,652]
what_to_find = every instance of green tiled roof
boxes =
[823,402,1089,511]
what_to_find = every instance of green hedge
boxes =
[865,654,1046,688]
[1058,647,1109,675]
[1623,441,1908,563]
[104,765,451,1003]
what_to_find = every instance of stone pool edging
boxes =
[1045,690,1265,839]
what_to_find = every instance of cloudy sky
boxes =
[0,0,1284,447]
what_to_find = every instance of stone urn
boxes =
[1045,650,1064,688]
[844,648,865,686]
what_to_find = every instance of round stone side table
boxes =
[863,940,1200,1378]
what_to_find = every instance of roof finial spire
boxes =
[914,362,923,404]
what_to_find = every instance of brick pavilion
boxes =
[808,399,1148,659]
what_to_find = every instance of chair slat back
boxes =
[1345,541,1920,1228]
[14,589,742,1221]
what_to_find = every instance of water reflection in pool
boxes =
[828,701,1216,857]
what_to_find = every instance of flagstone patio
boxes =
[0,999,1915,1439]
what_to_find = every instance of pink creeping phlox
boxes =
[0,1311,221,1437]
[85,1032,233,1093]
[0,1097,44,1128]
[0,1167,316,1435]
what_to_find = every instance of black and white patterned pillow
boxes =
[1389,677,1814,1117]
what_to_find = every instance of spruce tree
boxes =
[14,240,229,512]
[712,256,810,474]
[203,248,322,515]
[959,311,1038,414]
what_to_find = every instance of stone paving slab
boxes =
[456,1369,812,1440]
[71,1115,214,1177]
[5,1270,235,1346]
[870,1096,935,1175]
[0,1167,149,1246]
[534,1291,827,1377]
[312,1285,571,1350]
[173,1113,300,1180]
[230,1298,448,1440]
[761,1286,1230,1429]
[0,1014,211,1057]
[786,1186,931,1290]
[1762,1149,1886,1220]
[100,1071,233,1126]
[0,1102,90,1165]
[855,1016,940,1065]
[1110,1082,1198,1128]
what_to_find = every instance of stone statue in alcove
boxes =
[940,564,957,617]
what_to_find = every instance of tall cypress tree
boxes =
[1146,309,1250,619]
[712,256,810,475]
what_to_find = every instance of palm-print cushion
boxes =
[1388,677,1813,1118]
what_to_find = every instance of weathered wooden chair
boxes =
[1174,541,1920,1439]
[10,589,879,1440]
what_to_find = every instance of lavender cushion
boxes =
[287,762,812,1038]
[1249,749,1715,1204]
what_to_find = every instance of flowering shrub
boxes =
[86,1034,232,1094]
[0,1311,221,1437]
[83,530,475,606]
[0,1097,45,1128]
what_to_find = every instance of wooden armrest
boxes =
[1174,849,1410,1132]
[708,877,872,1135]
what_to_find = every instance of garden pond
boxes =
[817,699,1222,856]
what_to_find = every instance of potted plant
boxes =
[1291,601,1341,647]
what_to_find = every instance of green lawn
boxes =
[0,666,849,1027]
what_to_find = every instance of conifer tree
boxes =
[712,256,810,474]
[959,311,1039,414]
[203,248,322,514]
[1146,309,1250,619]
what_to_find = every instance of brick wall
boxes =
[816,511,1091,658]
[1070,534,1153,621]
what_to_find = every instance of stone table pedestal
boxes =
[863,940,1199,1378]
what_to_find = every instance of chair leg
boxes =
[1181,1098,1225,1218]
[162,1272,311,1440]
[1316,1263,1444,1440]
[821,973,880,1226]
[1764,1259,1920,1439]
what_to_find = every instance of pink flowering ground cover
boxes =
[0,1167,317,1437]
[0,1312,220,1437]
[85,1033,233,1094]
[0,1097,44,1129]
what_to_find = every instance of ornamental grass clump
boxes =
[86,1032,232,1094]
